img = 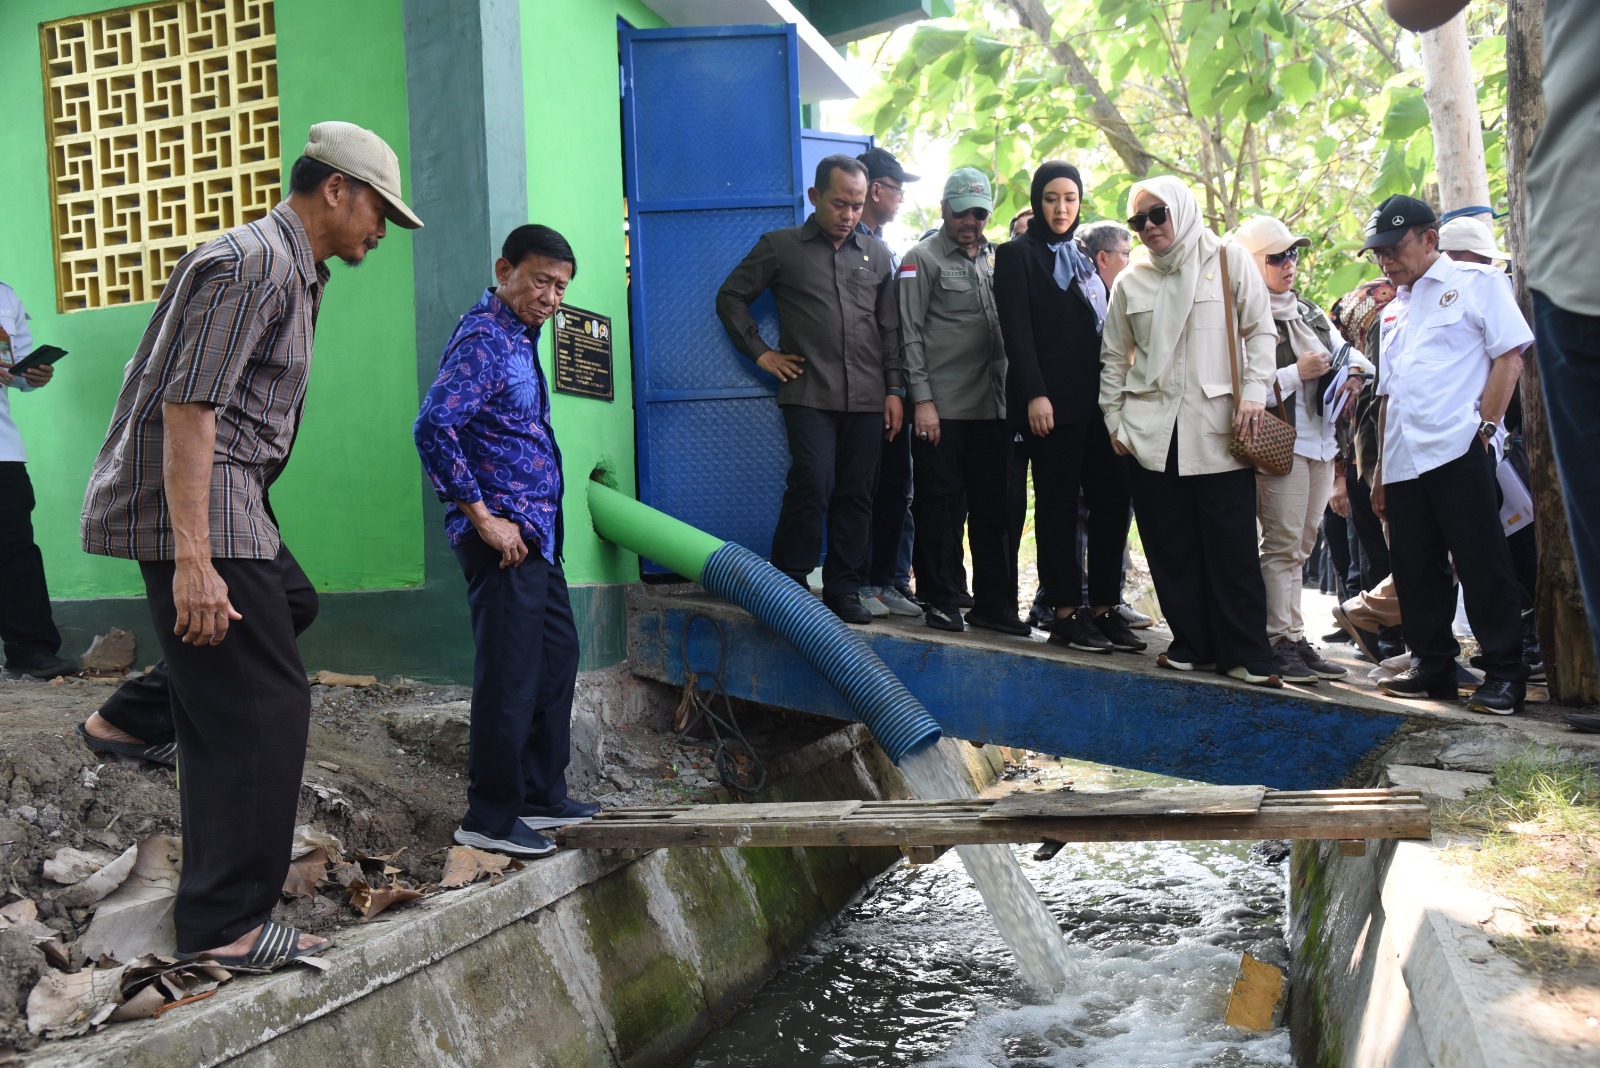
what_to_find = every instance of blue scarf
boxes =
[1047,238,1096,291]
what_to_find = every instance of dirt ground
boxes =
[0,667,834,1054]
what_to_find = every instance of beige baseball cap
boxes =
[303,121,423,230]
[1232,215,1310,256]
[1438,216,1510,262]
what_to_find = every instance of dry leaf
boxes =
[313,670,377,688]
[347,877,423,920]
[0,899,70,966]
[107,984,164,1022]
[282,847,328,899]
[439,846,521,889]
[326,861,364,889]
[50,842,138,909]
[26,964,128,1037]
[79,835,182,962]
[290,825,343,863]
[43,847,118,885]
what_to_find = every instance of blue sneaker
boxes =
[520,797,601,831]
[453,823,556,858]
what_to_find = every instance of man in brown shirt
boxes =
[715,154,903,623]
[79,122,421,971]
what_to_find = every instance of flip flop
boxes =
[177,921,330,974]
[74,721,178,767]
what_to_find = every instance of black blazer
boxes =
[993,229,1106,429]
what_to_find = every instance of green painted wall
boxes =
[0,0,423,599]
[519,0,663,587]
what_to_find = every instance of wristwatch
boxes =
[1478,420,1497,440]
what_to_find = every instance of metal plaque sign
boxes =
[552,305,614,401]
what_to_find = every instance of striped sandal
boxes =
[179,921,329,974]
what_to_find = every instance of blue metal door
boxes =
[620,24,805,573]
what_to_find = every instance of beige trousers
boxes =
[1342,575,1403,631]
[1257,457,1335,643]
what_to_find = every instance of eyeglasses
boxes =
[954,207,990,221]
[1126,204,1170,231]
[875,180,904,196]
[1365,233,1418,264]
[1265,248,1300,267]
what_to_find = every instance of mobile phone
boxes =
[6,345,68,377]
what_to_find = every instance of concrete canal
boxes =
[679,756,1294,1068]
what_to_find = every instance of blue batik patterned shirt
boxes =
[414,288,564,562]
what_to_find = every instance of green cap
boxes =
[943,167,993,213]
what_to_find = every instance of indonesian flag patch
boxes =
[897,264,918,279]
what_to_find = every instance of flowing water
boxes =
[678,756,1292,1067]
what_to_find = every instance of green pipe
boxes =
[586,476,725,582]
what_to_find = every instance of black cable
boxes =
[678,613,767,800]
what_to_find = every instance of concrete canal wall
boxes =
[1288,722,1600,1068]
[30,723,981,1068]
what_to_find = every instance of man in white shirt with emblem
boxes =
[0,282,75,680]
[1365,196,1532,714]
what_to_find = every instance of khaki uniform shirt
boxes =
[715,216,901,414]
[1100,240,1275,476]
[896,232,1006,421]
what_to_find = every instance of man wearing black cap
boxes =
[1363,195,1533,714]
[855,147,923,620]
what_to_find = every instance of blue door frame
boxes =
[620,24,806,573]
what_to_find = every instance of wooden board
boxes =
[983,785,1267,820]
[558,789,1432,851]
[668,801,863,823]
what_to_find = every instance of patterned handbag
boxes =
[1219,249,1296,476]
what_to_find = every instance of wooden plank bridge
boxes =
[559,787,1432,857]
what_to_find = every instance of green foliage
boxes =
[849,0,1510,310]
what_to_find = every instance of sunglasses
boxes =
[1127,204,1170,231]
[954,207,990,221]
[1265,248,1300,267]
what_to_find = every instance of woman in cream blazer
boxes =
[1099,176,1282,686]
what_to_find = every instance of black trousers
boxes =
[1129,435,1273,672]
[911,419,1014,614]
[771,406,882,599]
[867,424,913,589]
[99,568,318,745]
[1385,439,1526,682]
[141,545,317,952]
[1345,472,1391,591]
[0,462,62,666]
[1026,418,1130,610]
[455,533,579,837]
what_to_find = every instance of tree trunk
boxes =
[1419,13,1490,212]
[1003,0,1155,178]
[1505,0,1599,702]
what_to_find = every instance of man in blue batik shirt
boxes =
[414,224,598,859]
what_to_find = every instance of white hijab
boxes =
[1123,176,1219,384]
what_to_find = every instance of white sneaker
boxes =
[876,585,922,617]
[1114,603,1153,629]
[858,586,891,618]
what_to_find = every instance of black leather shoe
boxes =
[965,610,1032,636]
[1331,605,1381,663]
[1465,677,1525,716]
[2,655,77,680]
[1378,667,1457,700]
[924,603,965,632]
[824,594,873,625]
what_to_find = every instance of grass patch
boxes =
[1437,746,1600,966]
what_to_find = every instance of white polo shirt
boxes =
[0,282,35,464]
[1375,256,1532,483]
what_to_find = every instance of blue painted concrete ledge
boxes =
[628,590,1415,791]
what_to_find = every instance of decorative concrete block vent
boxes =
[41,0,280,312]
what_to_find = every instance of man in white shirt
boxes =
[0,282,75,679]
[1364,197,1532,714]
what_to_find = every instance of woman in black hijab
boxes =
[994,161,1142,653]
